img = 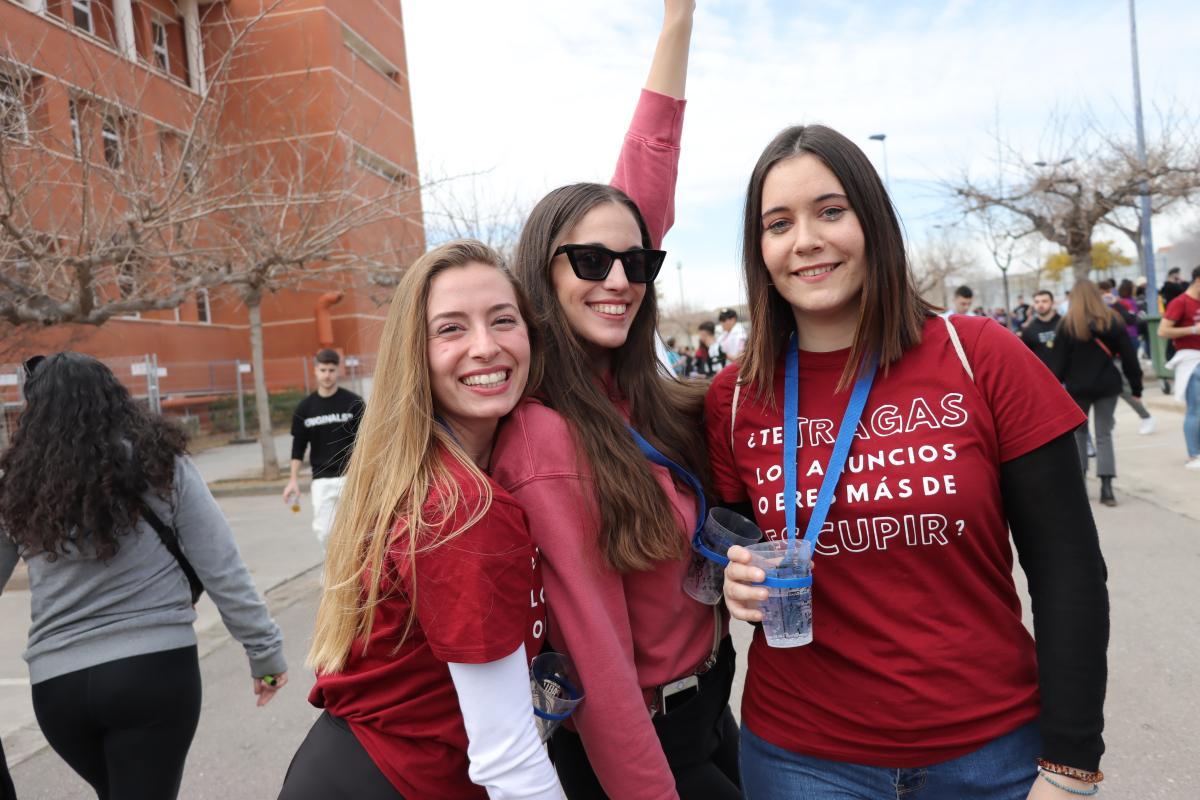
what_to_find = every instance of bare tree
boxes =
[949,110,1200,282]
[422,172,528,264]
[910,225,976,307]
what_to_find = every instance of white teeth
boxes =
[461,371,508,387]
[591,303,628,315]
[797,265,837,278]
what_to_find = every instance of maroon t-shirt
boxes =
[310,450,546,799]
[705,315,1085,766]
[1164,292,1200,351]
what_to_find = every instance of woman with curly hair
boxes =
[0,352,286,800]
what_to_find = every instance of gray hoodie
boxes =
[0,455,285,683]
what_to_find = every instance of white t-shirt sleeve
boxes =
[448,644,565,800]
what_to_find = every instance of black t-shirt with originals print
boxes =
[289,387,364,479]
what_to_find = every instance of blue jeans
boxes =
[1185,367,1200,458]
[740,722,1040,800]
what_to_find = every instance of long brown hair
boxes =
[513,183,706,573]
[1061,279,1121,341]
[740,125,935,403]
[308,240,543,674]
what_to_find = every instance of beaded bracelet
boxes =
[1037,759,1104,784]
[1039,770,1100,796]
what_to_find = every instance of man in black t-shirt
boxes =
[1020,290,1061,369]
[282,349,365,548]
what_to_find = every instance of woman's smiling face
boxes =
[759,153,867,331]
[551,202,647,366]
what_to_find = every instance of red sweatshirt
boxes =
[490,89,717,800]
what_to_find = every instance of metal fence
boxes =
[0,353,376,447]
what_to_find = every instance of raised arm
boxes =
[611,1,695,247]
[645,0,695,98]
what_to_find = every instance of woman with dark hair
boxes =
[490,2,740,798]
[1052,279,1144,507]
[0,352,286,800]
[716,125,1109,799]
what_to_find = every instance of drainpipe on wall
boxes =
[315,292,343,349]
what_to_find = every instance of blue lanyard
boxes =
[764,335,877,587]
[626,426,706,540]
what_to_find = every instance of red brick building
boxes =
[0,0,423,371]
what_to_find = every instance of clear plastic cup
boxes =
[683,508,764,605]
[530,652,583,742]
[746,539,813,648]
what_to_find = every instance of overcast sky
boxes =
[403,0,1200,311]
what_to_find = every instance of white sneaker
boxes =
[1139,417,1157,435]
[1186,458,1200,471]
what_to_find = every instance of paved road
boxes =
[5,400,1198,798]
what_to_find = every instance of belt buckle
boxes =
[656,674,700,716]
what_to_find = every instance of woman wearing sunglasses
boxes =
[713,125,1109,798]
[278,241,562,799]
[0,353,286,800]
[490,3,740,799]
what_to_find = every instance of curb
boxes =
[2,562,323,768]
[207,479,310,499]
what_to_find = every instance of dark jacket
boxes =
[1051,314,1143,399]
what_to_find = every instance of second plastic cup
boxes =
[683,508,764,605]
[530,652,583,742]
[746,539,813,648]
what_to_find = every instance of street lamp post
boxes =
[676,260,685,312]
[869,133,890,192]
[1128,0,1158,313]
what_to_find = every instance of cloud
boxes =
[404,0,1200,311]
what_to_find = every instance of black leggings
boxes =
[31,645,202,800]
[278,711,404,800]
[548,636,742,799]
[1,737,16,800]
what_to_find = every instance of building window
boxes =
[71,0,93,34]
[341,24,400,83]
[151,18,169,72]
[196,288,210,323]
[354,144,410,186]
[101,112,122,169]
[68,98,81,157]
[0,72,28,142]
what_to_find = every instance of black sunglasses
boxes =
[553,244,666,284]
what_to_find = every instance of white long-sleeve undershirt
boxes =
[447,643,565,800]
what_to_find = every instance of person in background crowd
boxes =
[279,241,561,799]
[716,121,1107,799]
[1158,264,1200,470]
[992,307,1011,329]
[1012,294,1030,329]
[1114,279,1156,434]
[1020,290,1061,369]
[1057,290,1071,317]
[716,308,748,363]
[696,320,718,377]
[941,285,974,317]
[492,4,742,796]
[282,349,365,550]
[1052,279,1144,506]
[1161,266,1186,310]
[0,353,286,800]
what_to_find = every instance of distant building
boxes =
[0,0,423,371]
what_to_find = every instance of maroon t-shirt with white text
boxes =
[705,315,1085,766]
[310,449,546,799]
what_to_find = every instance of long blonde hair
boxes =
[307,240,542,674]
[1061,279,1120,342]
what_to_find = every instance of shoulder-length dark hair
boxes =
[740,125,935,401]
[513,183,706,573]
[0,352,187,560]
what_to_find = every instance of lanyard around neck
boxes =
[783,335,878,551]
[626,426,706,539]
